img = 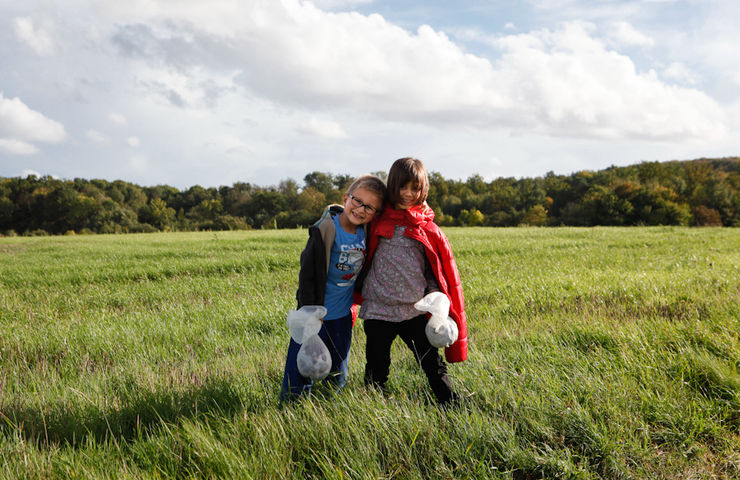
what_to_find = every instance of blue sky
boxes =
[1,0,738,189]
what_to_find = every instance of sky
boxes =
[1,0,739,190]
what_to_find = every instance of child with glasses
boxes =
[356,158,468,406]
[280,174,386,402]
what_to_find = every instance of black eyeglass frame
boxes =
[348,193,379,215]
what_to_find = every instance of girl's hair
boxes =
[347,174,387,200]
[387,157,429,207]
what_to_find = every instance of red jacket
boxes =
[358,203,468,363]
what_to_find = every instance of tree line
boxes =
[1,157,738,236]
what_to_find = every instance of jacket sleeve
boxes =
[437,230,468,363]
[296,227,327,308]
[352,217,380,306]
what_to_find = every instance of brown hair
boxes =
[347,174,387,201]
[387,157,428,207]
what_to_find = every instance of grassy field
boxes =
[0,227,738,479]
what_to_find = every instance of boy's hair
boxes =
[347,174,387,200]
[387,157,428,206]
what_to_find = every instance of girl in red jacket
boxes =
[358,157,468,405]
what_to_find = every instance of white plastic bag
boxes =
[414,292,451,318]
[424,314,459,348]
[286,305,331,380]
[297,335,331,380]
[414,292,458,348]
[286,305,326,344]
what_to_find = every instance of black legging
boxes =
[363,314,455,404]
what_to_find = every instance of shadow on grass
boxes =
[0,378,257,448]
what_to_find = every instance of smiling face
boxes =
[386,157,429,210]
[339,186,383,232]
[396,181,422,210]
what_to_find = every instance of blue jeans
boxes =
[280,313,353,402]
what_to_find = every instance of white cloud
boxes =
[13,17,55,56]
[0,93,66,152]
[296,117,347,138]
[127,136,141,147]
[492,21,724,140]
[662,62,698,85]
[606,21,654,47]
[0,138,38,155]
[310,0,373,8]
[108,113,128,126]
[103,2,723,142]
[134,66,236,109]
[87,129,108,142]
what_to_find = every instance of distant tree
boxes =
[1,157,738,234]
[296,187,326,218]
[481,178,518,214]
[213,214,250,231]
[580,185,634,226]
[245,189,288,228]
[371,170,388,183]
[458,208,485,226]
[332,174,354,192]
[516,178,547,211]
[303,172,335,197]
[191,199,223,222]
[118,182,147,211]
[692,206,723,226]
[67,194,100,232]
[630,184,690,225]
[701,177,738,225]
[441,194,463,218]
[521,205,548,226]
[0,194,14,230]
[138,198,176,230]
[466,174,488,195]
[174,185,216,212]
[145,184,180,203]
[543,171,572,220]
[223,182,253,217]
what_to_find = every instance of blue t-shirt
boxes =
[324,215,366,320]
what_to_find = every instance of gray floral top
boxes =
[360,225,438,322]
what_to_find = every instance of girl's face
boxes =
[397,181,422,210]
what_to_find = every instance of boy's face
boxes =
[342,187,383,226]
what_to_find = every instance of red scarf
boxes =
[375,203,435,236]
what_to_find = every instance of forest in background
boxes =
[1,157,738,235]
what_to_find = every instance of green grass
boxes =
[1,227,738,479]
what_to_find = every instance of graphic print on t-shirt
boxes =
[336,245,364,286]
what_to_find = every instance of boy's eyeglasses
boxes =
[348,194,379,215]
